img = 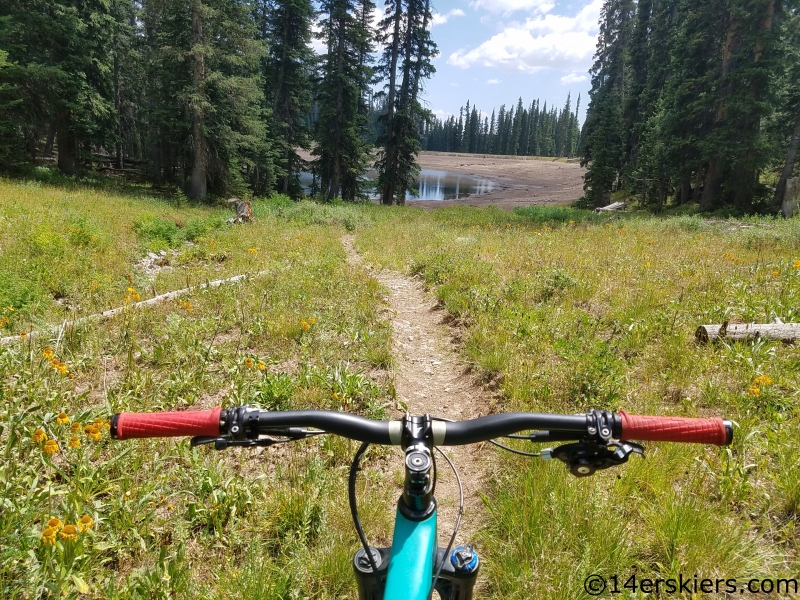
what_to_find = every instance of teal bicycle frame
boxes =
[384,507,438,600]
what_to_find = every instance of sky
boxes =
[414,0,600,124]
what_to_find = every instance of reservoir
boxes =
[299,169,497,201]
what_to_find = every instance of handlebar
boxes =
[111,406,733,446]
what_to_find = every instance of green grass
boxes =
[2,177,800,598]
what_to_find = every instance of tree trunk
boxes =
[114,51,124,169]
[56,115,77,175]
[773,112,800,212]
[381,1,403,205]
[188,0,208,201]
[677,171,691,205]
[43,122,56,156]
[696,322,800,344]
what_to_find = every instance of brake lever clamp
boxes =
[547,440,644,477]
[191,436,284,450]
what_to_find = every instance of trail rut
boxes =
[342,235,495,550]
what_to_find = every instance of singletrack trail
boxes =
[342,234,494,550]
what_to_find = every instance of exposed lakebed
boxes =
[299,169,498,201]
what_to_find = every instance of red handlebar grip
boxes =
[113,407,222,440]
[619,411,729,446]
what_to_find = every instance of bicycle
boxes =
[111,406,733,600]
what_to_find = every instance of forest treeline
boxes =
[421,95,582,158]
[0,0,437,204]
[581,0,800,212]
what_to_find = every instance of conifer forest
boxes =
[0,0,799,212]
[581,0,800,212]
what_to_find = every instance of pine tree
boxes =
[314,0,374,200]
[581,0,634,206]
[261,0,315,197]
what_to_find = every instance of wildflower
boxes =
[68,436,81,448]
[44,439,59,455]
[308,317,316,325]
[93,417,109,430]
[247,248,258,254]
[42,348,54,360]
[59,525,78,541]
[209,241,216,247]
[70,422,81,433]
[55,362,69,376]
[748,386,761,396]
[56,412,70,426]
[132,292,141,302]
[300,320,311,331]
[167,504,174,511]
[257,361,266,371]
[32,429,47,443]
[41,527,57,546]
[794,259,800,269]
[77,515,93,532]
[244,357,254,368]
[6,306,13,312]
[20,331,27,338]
[85,425,101,441]
[569,220,575,225]
[772,270,780,277]
[126,273,133,284]
[47,517,64,532]
[753,375,773,386]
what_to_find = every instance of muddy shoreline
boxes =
[411,151,585,209]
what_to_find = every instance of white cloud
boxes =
[560,72,588,84]
[431,9,465,27]
[487,78,501,84]
[449,0,601,74]
[433,109,452,120]
[471,0,555,15]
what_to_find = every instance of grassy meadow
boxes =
[2,176,800,598]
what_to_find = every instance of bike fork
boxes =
[353,544,480,600]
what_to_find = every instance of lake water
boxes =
[299,169,497,201]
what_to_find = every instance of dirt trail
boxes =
[342,235,494,550]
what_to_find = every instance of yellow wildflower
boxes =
[167,504,174,511]
[300,320,311,331]
[244,357,254,368]
[70,422,81,433]
[32,429,47,443]
[85,425,101,441]
[44,439,59,455]
[308,317,316,325]
[47,517,64,532]
[753,375,773,386]
[59,525,78,541]
[127,287,135,294]
[20,331,27,338]
[247,248,258,254]
[6,306,13,312]
[748,386,761,396]
[772,270,780,277]
[794,259,800,269]
[257,361,266,371]
[132,292,141,302]
[68,436,81,448]
[77,515,94,532]
[42,348,54,360]
[41,527,57,546]
[56,412,70,426]
[569,220,575,225]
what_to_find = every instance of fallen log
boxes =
[594,201,626,213]
[0,272,260,347]
[695,321,800,343]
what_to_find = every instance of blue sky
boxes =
[422,0,600,125]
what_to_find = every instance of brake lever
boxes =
[191,428,323,451]
[542,440,644,477]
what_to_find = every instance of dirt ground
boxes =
[413,151,586,209]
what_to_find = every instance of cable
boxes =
[429,446,463,600]
[348,441,381,593]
